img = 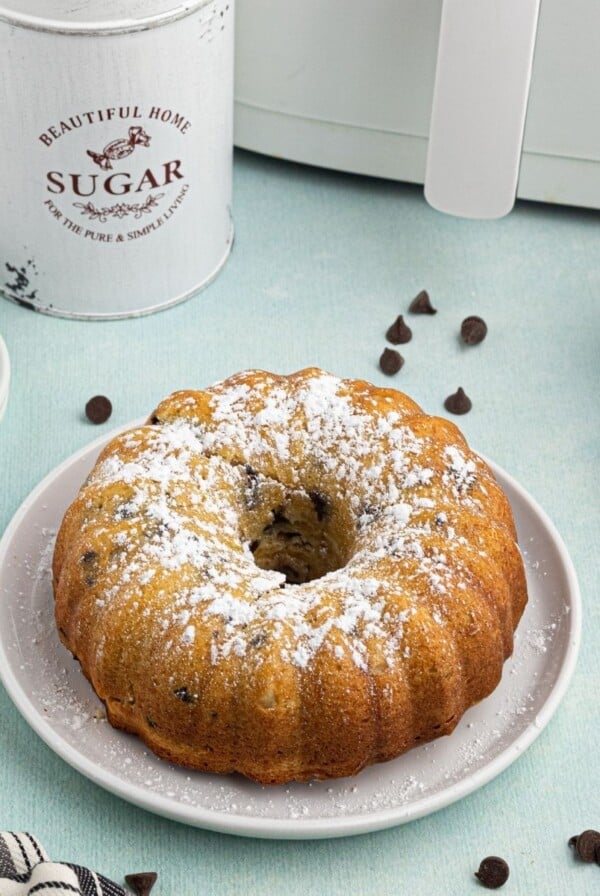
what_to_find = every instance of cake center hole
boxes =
[249,493,349,585]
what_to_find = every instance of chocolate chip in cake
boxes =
[379,348,404,376]
[444,387,472,415]
[250,631,267,648]
[80,550,98,586]
[386,315,412,344]
[409,289,437,314]
[125,872,158,896]
[81,550,98,565]
[461,315,488,345]
[115,502,137,520]
[85,394,112,424]
[309,491,329,521]
[570,830,600,863]
[173,686,196,704]
[475,856,510,889]
[244,464,260,508]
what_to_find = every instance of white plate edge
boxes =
[0,426,583,839]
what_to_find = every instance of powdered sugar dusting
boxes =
[70,370,513,674]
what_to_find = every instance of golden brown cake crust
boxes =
[53,368,527,784]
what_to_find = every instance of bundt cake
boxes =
[53,368,527,784]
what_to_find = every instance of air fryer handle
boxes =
[424,0,541,219]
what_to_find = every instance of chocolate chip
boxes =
[271,509,290,527]
[444,387,472,415]
[379,348,404,375]
[571,829,600,863]
[115,503,136,520]
[250,631,267,648]
[409,290,437,314]
[244,464,259,508]
[386,315,412,344]
[475,856,509,889]
[357,504,379,532]
[85,395,112,424]
[173,686,196,704]
[125,872,158,896]
[81,550,98,565]
[81,550,98,586]
[461,315,487,345]
[309,491,329,521]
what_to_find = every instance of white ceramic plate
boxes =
[0,333,9,420]
[0,425,581,839]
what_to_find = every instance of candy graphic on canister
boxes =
[87,126,151,170]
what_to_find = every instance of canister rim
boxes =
[0,333,10,422]
[0,0,218,34]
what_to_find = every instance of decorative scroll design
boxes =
[73,193,164,222]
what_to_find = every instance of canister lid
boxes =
[0,0,214,33]
[0,334,10,422]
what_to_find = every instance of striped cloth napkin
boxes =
[0,832,126,896]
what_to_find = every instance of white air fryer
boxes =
[234,0,600,216]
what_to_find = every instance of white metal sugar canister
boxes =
[0,1,234,318]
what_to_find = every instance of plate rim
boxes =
[0,423,582,839]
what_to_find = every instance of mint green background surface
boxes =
[1,150,599,894]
